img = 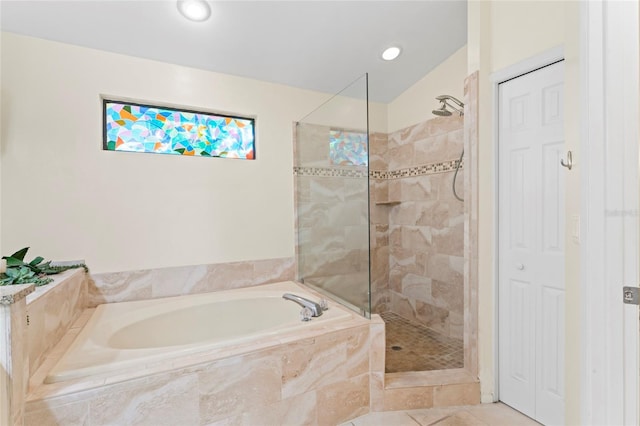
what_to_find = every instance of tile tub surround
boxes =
[88,257,295,306]
[26,269,88,379]
[25,308,478,424]
[26,296,377,425]
[45,281,353,384]
[1,284,35,426]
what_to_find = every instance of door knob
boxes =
[516,263,525,270]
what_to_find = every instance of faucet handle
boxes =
[300,307,313,322]
[319,299,329,311]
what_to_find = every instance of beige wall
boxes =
[468,1,581,423]
[300,80,387,135]
[489,1,566,72]
[387,46,467,133]
[0,33,386,273]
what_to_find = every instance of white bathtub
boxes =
[45,281,351,383]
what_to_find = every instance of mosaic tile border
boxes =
[371,159,463,180]
[293,159,463,180]
[293,166,368,178]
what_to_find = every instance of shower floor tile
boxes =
[381,311,463,373]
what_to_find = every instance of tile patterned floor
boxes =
[381,311,464,373]
[341,402,541,426]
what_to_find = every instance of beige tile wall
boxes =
[379,370,480,412]
[369,133,392,313]
[26,269,88,378]
[25,322,374,425]
[88,257,295,306]
[294,123,370,309]
[14,257,297,424]
[371,117,465,339]
[295,118,465,337]
[463,72,480,376]
[1,285,33,426]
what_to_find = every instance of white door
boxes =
[498,61,565,425]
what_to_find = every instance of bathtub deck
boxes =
[27,282,368,402]
[44,281,352,384]
[25,287,378,425]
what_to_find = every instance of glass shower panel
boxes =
[294,73,371,317]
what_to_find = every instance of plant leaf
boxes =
[18,266,34,277]
[0,248,89,286]
[10,247,29,261]
[29,256,44,266]
[4,257,25,267]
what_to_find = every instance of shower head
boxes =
[432,104,452,116]
[432,95,465,117]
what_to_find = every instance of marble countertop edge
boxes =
[0,283,36,305]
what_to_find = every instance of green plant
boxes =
[0,247,88,286]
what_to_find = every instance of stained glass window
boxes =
[103,100,255,159]
[329,130,368,166]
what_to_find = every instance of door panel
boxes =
[499,61,565,425]
[501,277,535,414]
[537,285,565,425]
[540,286,563,397]
[509,149,531,250]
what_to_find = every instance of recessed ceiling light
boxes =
[381,46,401,61]
[177,0,211,22]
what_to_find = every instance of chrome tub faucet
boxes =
[282,293,325,318]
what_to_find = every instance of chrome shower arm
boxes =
[442,99,464,116]
[436,95,464,108]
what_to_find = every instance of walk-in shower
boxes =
[373,94,466,373]
[294,78,467,374]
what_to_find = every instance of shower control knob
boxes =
[516,263,525,270]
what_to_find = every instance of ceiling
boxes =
[0,1,467,103]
